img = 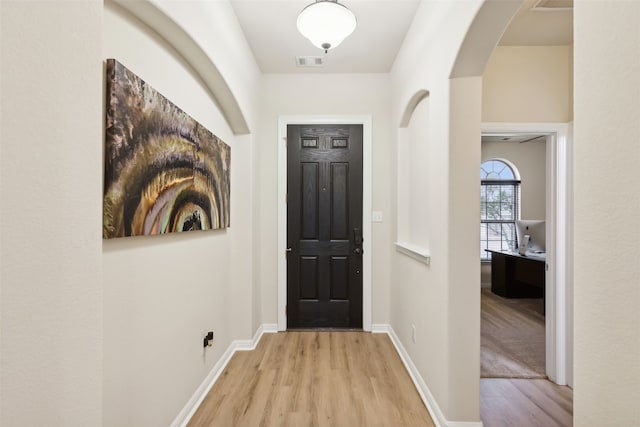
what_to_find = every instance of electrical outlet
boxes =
[411,324,417,344]
[203,331,214,348]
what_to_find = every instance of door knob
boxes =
[354,247,362,255]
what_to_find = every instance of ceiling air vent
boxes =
[532,0,573,10]
[296,56,324,67]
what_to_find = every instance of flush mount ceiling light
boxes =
[297,0,357,53]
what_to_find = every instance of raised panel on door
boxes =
[330,163,349,241]
[300,163,319,240]
[330,256,349,300]
[299,256,319,300]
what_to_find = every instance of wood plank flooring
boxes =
[481,289,545,378]
[188,331,435,427]
[480,288,573,427]
[481,379,573,427]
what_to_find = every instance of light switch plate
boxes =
[372,211,383,222]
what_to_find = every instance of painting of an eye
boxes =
[103,59,230,239]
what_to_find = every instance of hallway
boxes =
[187,332,434,426]
[2,2,638,426]
[187,330,573,426]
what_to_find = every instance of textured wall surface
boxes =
[102,2,258,425]
[573,2,640,425]
[483,46,572,123]
[0,2,104,426]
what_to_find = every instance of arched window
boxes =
[480,159,520,260]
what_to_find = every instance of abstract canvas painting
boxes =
[103,59,230,238]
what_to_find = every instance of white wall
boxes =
[102,2,259,426]
[2,0,260,424]
[256,73,393,326]
[0,1,103,426]
[483,46,573,123]
[574,2,640,425]
[10,2,640,427]
[447,76,484,420]
[390,1,488,422]
[102,2,258,426]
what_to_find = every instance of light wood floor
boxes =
[481,289,546,378]
[480,288,573,427]
[187,331,435,427]
[481,379,573,427]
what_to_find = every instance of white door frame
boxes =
[277,115,373,331]
[482,122,572,386]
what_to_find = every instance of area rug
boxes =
[481,288,546,379]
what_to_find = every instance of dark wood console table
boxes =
[486,250,545,304]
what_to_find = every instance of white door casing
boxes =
[278,115,373,331]
[482,122,572,386]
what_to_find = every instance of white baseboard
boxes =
[373,324,483,427]
[256,323,279,338]
[171,323,278,427]
[235,323,279,351]
[371,323,390,333]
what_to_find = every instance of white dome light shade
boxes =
[297,1,357,52]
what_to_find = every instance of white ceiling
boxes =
[230,0,421,73]
[229,0,573,74]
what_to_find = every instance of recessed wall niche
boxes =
[396,90,431,262]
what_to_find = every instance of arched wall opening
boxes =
[446,0,572,416]
[444,6,530,421]
[110,0,251,135]
[451,0,572,388]
[388,0,531,421]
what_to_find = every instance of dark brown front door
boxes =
[287,124,363,328]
